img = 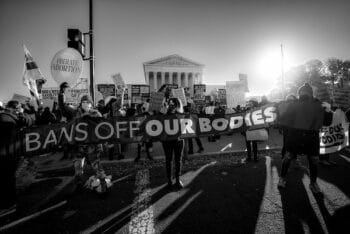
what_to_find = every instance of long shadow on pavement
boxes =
[156,158,267,234]
[271,155,328,234]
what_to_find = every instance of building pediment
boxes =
[143,54,204,67]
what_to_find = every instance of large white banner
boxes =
[320,109,349,154]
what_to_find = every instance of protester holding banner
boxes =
[243,99,268,162]
[277,83,333,194]
[161,98,185,190]
[135,103,154,162]
[0,100,33,214]
[58,85,109,191]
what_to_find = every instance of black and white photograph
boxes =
[1,0,350,233]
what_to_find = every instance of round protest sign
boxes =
[51,48,83,85]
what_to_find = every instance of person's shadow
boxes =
[156,158,267,234]
[272,155,332,234]
[312,153,350,234]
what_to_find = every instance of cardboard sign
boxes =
[129,85,150,104]
[111,73,126,90]
[149,92,165,112]
[226,81,245,109]
[97,84,116,99]
[218,89,227,104]
[193,84,206,100]
[41,88,88,105]
[172,88,187,106]
[333,88,350,109]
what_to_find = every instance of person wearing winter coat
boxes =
[161,98,185,190]
[277,83,333,194]
[58,86,105,188]
[0,100,32,214]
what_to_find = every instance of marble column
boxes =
[185,73,189,88]
[161,72,165,86]
[169,72,173,84]
[145,71,150,86]
[177,72,181,87]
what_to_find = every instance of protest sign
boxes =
[193,84,206,100]
[41,88,88,105]
[320,109,349,154]
[218,89,226,104]
[129,84,150,104]
[97,84,116,99]
[333,87,350,109]
[111,73,126,90]
[149,92,165,112]
[226,81,245,109]
[172,88,187,106]
[20,104,277,155]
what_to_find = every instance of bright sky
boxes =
[1,0,350,101]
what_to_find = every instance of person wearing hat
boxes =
[277,83,333,194]
[58,83,106,191]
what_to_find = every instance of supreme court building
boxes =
[143,54,204,94]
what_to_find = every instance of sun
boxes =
[256,46,293,83]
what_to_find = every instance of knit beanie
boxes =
[297,83,313,97]
[81,95,93,104]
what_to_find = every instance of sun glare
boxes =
[256,46,293,83]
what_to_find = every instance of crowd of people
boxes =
[1,82,350,216]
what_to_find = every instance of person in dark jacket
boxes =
[58,86,105,187]
[39,107,56,125]
[0,100,32,214]
[162,98,185,190]
[277,83,333,194]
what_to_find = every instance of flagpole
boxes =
[280,44,285,98]
[89,0,95,103]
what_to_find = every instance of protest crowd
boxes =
[1,80,350,221]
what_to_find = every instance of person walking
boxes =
[277,83,333,194]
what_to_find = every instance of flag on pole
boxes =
[22,45,46,101]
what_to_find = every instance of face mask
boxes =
[81,102,92,112]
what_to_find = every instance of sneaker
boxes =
[309,183,322,194]
[278,178,286,188]
[173,180,184,190]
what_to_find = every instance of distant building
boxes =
[143,54,204,94]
